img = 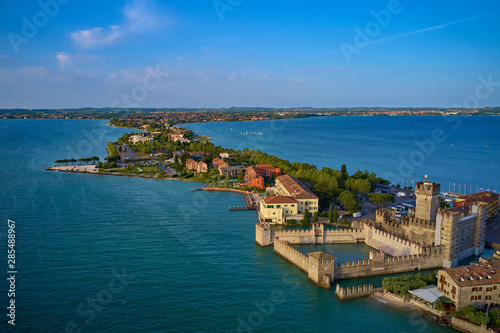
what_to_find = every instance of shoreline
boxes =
[370,291,452,327]
[45,166,207,184]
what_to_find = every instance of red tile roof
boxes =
[276,174,318,200]
[441,258,500,287]
[263,196,298,204]
[458,191,499,204]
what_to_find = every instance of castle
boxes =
[375,181,488,267]
[255,180,492,288]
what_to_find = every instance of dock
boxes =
[229,206,256,211]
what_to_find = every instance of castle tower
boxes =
[415,181,440,222]
[308,252,336,289]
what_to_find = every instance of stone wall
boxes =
[334,247,443,280]
[335,284,374,300]
[451,317,490,333]
[364,226,422,256]
[258,223,366,245]
[255,223,272,246]
[273,239,309,273]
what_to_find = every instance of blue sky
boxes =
[0,0,499,108]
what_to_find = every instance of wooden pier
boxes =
[229,206,256,211]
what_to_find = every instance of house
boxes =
[220,152,232,159]
[185,159,208,173]
[128,134,153,144]
[213,158,229,169]
[169,133,190,144]
[259,196,299,224]
[437,257,500,310]
[455,191,499,219]
[219,165,246,177]
[245,166,265,190]
[275,174,319,214]
[254,164,282,178]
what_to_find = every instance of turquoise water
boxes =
[0,119,465,332]
[187,116,500,192]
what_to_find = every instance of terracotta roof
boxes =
[441,258,500,287]
[246,166,263,179]
[264,196,297,204]
[255,164,278,171]
[458,191,499,204]
[276,174,318,200]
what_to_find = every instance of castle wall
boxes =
[335,284,374,300]
[273,239,309,273]
[271,225,365,245]
[255,223,273,246]
[364,226,422,256]
[334,247,443,280]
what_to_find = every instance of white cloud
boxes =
[70,0,171,49]
[56,52,101,69]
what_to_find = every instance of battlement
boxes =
[275,229,312,236]
[371,227,422,250]
[336,259,371,268]
[439,205,473,219]
[273,238,309,268]
[324,228,364,234]
[415,181,441,196]
[335,284,374,300]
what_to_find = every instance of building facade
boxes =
[259,196,298,224]
[438,258,500,310]
[455,191,499,219]
[436,204,487,267]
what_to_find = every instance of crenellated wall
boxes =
[335,284,374,300]
[364,226,422,256]
[256,223,366,246]
[273,238,309,273]
[334,247,444,280]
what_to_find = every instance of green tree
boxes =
[329,205,333,223]
[238,170,244,183]
[369,193,395,208]
[313,211,319,223]
[301,209,311,226]
[357,179,371,194]
[440,199,450,209]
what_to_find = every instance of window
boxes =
[479,287,483,291]
[267,205,274,208]
[478,296,481,300]
[276,205,281,208]
[452,286,456,294]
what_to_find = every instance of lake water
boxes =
[188,116,500,192]
[0,118,483,332]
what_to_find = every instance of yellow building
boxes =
[437,258,500,310]
[259,196,298,224]
[275,175,319,214]
[456,191,499,219]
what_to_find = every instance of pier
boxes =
[229,206,256,211]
